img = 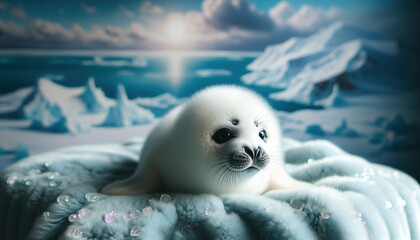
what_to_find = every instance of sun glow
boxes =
[168,54,183,85]
[165,18,187,43]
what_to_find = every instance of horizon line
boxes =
[0,49,262,57]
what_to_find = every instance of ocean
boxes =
[0,52,267,100]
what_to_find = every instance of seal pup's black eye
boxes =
[259,129,268,142]
[212,128,234,144]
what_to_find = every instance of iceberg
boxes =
[305,124,326,136]
[135,93,184,109]
[101,84,155,127]
[77,77,111,113]
[334,119,359,137]
[242,22,400,109]
[24,85,87,133]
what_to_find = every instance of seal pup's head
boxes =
[174,85,284,194]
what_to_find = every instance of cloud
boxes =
[11,5,26,19]
[139,1,163,15]
[202,0,275,31]
[0,19,159,49]
[83,5,97,14]
[269,1,294,27]
[119,5,134,18]
[269,2,341,33]
[0,0,345,51]
[288,5,340,33]
[0,2,7,10]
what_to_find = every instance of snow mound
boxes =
[242,21,400,109]
[101,84,155,127]
[77,77,111,113]
[135,93,184,109]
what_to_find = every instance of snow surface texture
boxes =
[101,84,155,127]
[242,22,402,108]
[1,139,418,239]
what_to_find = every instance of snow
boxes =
[101,84,155,127]
[135,93,185,109]
[77,77,112,113]
[242,22,401,108]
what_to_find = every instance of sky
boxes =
[0,0,418,51]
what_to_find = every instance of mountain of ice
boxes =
[101,84,155,127]
[242,22,401,109]
[77,77,111,113]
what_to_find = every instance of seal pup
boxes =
[102,85,308,195]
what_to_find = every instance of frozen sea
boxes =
[0,51,419,181]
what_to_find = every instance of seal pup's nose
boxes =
[244,146,254,159]
[244,146,262,160]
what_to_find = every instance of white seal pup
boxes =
[102,85,308,195]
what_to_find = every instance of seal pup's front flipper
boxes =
[102,163,161,195]
[268,171,311,191]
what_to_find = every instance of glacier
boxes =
[101,84,155,127]
[242,22,401,109]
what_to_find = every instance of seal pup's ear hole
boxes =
[231,119,239,125]
[212,128,234,144]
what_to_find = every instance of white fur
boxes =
[102,85,307,195]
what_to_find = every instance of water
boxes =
[0,53,263,100]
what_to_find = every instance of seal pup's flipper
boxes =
[268,171,311,191]
[102,164,161,195]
